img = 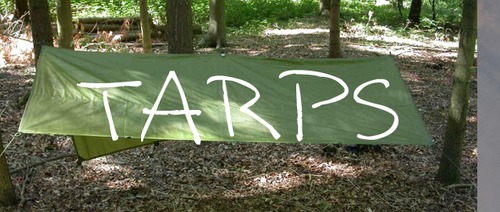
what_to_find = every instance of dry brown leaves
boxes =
[0,19,476,211]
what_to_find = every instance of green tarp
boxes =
[19,46,433,160]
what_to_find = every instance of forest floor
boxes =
[1,17,476,211]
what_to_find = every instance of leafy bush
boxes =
[419,17,439,29]
[68,0,316,30]
[341,0,405,26]
[340,0,461,29]
[192,0,209,25]
[225,0,318,29]
[0,0,15,14]
[28,0,460,34]
[421,0,462,25]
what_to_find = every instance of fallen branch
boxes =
[0,102,8,117]
[179,195,204,200]
[18,168,32,207]
[445,183,476,189]
[11,153,78,174]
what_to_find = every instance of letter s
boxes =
[353,79,399,140]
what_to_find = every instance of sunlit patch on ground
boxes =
[0,34,33,65]
[467,115,477,124]
[105,178,144,190]
[317,162,358,175]
[246,170,305,190]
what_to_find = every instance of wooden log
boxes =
[79,23,141,32]
[112,31,141,42]
[84,31,142,43]
[77,17,141,25]
[76,17,160,38]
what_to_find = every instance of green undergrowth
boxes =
[0,0,460,47]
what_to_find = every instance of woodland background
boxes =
[0,0,476,210]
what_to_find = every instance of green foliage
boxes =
[146,0,166,25]
[69,0,166,25]
[0,0,15,16]
[341,0,404,26]
[224,0,318,32]
[23,0,460,35]
[67,0,316,27]
[72,0,139,18]
[340,0,461,29]
[0,0,14,14]
[228,19,269,35]
[419,17,438,28]
[192,0,209,26]
[421,0,462,24]
[68,0,317,30]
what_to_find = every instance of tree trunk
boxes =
[397,0,404,21]
[199,0,227,48]
[14,0,29,21]
[435,0,477,185]
[139,0,152,53]
[430,0,437,21]
[319,0,331,16]
[56,0,74,49]
[166,0,194,54]
[0,133,17,206]
[28,0,54,64]
[328,0,342,58]
[407,0,422,27]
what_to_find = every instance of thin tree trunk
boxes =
[429,0,438,21]
[139,0,152,53]
[0,133,17,206]
[167,0,194,54]
[56,0,74,49]
[200,0,227,48]
[328,0,342,58]
[407,0,422,27]
[397,0,404,21]
[435,0,477,185]
[28,0,54,64]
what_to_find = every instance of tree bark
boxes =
[167,0,194,54]
[56,0,74,49]
[28,0,54,64]
[200,0,227,48]
[0,133,17,206]
[139,0,152,53]
[14,0,29,21]
[407,0,422,27]
[328,0,342,58]
[319,0,331,16]
[435,0,477,185]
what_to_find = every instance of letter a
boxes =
[141,71,202,144]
